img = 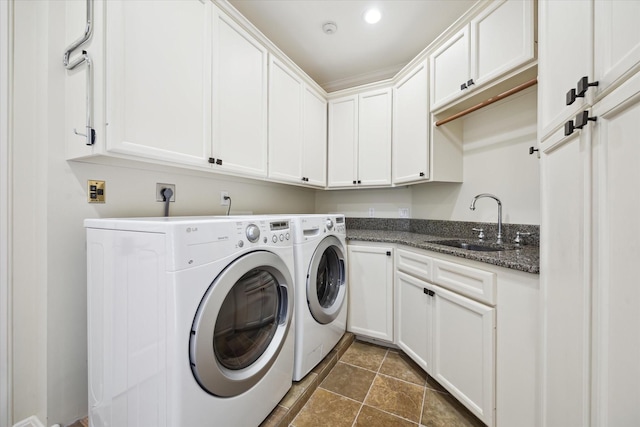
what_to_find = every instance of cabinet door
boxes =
[302,86,327,188]
[430,26,470,110]
[212,8,268,177]
[358,89,392,186]
[433,285,495,427]
[105,0,211,166]
[395,272,432,374]
[328,96,358,187]
[470,0,534,87]
[268,57,304,184]
[594,0,640,96]
[540,126,592,427]
[590,72,640,426]
[538,0,592,140]
[347,245,394,342]
[393,62,430,184]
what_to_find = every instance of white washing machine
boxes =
[290,214,348,381]
[85,216,295,427]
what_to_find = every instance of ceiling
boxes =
[228,0,477,92]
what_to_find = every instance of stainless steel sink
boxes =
[429,240,506,252]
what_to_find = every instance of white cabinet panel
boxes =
[393,61,430,184]
[212,8,268,177]
[538,0,592,139]
[395,272,432,374]
[328,96,358,187]
[268,57,304,183]
[594,0,640,96]
[433,285,495,427]
[471,0,534,86]
[347,245,394,342]
[591,73,640,427]
[302,87,327,187]
[358,89,392,186]
[105,0,211,166]
[430,27,469,109]
[540,127,592,427]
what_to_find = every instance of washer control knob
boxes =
[272,235,278,243]
[286,232,290,240]
[246,224,260,243]
[326,218,334,230]
[238,240,244,248]
[279,234,284,242]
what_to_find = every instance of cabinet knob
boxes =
[574,110,597,129]
[353,180,357,185]
[216,159,222,165]
[564,120,575,136]
[567,77,599,105]
[357,180,362,184]
[208,157,215,164]
[386,251,391,256]
[423,288,435,297]
[460,82,468,90]
[576,76,599,98]
[529,146,539,155]
[419,172,425,177]
[467,79,475,86]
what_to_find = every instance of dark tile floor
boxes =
[71,334,484,427]
[284,339,485,427]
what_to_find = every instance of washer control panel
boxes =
[234,219,291,248]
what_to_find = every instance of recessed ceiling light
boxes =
[363,8,382,24]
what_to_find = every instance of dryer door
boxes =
[307,236,347,324]
[189,250,293,397]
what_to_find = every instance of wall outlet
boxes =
[399,208,410,218]
[221,191,230,206]
[156,183,175,202]
[368,207,375,217]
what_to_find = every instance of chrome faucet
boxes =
[470,193,503,244]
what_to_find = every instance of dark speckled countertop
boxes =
[346,218,539,274]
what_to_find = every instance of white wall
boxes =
[11,2,315,425]
[317,88,540,225]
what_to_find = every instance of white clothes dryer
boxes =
[290,214,348,381]
[85,216,295,427]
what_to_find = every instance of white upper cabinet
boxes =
[327,95,358,187]
[538,0,592,139]
[539,0,640,140]
[211,7,268,178]
[104,0,212,166]
[393,61,430,185]
[431,0,535,111]
[268,56,327,187]
[302,86,327,187]
[328,88,392,188]
[268,56,304,184]
[430,27,470,111]
[357,89,392,186]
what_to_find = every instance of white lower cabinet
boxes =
[347,244,394,342]
[391,245,540,427]
[432,285,495,427]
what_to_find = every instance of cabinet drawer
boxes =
[432,258,496,305]
[396,248,433,281]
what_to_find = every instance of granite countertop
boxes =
[346,229,540,274]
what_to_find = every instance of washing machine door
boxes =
[307,236,346,325]
[189,250,293,397]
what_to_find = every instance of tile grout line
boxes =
[349,347,389,427]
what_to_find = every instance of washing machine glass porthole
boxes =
[316,247,341,309]
[213,268,281,371]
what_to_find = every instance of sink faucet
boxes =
[470,193,503,244]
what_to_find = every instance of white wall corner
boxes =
[12,416,46,427]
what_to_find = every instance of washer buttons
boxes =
[272,235,277,243]
[279,234,284,242]
[238,240,244,248]
[286,232,290,240]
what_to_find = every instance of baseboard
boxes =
[13,416,46,427]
